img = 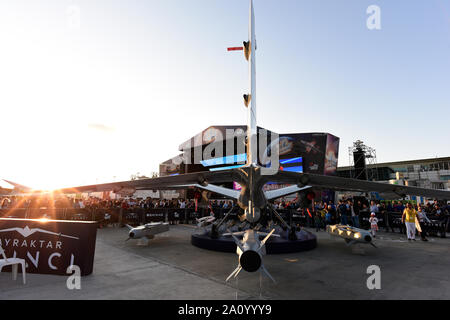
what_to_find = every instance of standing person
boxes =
[320,205,328,231]
[399,202,405,214]
[369,213,379,238]
[314,211,322,232]
[0,198,7,209]
[402,203,418,241]
[417,205,430,241]
[329,201,336,211]
[387,201,393,212]
[370,201,379,215]
[325,209,332,229]
[432,204,442,217]
[393,201,401,212]
[222,201,229,210]
[338,201,348,225]
[349,200,360,228]
[327,204,336,224]
[379,202,389,232]
[303,206,313,228]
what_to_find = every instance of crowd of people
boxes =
[0,195,236,212]
[269,198,449,238]
[1,195,448,240]
[286,198,449,241]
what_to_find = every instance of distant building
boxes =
[337,157,450,196]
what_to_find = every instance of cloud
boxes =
[88,123,116,133]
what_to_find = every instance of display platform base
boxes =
[191,229,317,254]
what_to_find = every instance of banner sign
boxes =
[0,218,97,276]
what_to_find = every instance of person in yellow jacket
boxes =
[402,203,418,241]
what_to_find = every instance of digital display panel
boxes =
[201,153,247,167]
[279,157,303,173]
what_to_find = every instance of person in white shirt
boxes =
[369,212,379,237]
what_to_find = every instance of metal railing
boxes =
[0,207,239,225]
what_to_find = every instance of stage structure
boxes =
[348,140,379,182]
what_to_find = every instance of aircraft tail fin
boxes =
[226,265,243,282]
[259,229,275,248]
[261,265,276,284]
[226,229,246,252]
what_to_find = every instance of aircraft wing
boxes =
[269,171,450,200]
[2,180,34,193]
[3,180,32,190]
[55,168,450,200]
[56,171,235,194]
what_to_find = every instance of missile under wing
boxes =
[126,222,170,241]
[327,224,376,248]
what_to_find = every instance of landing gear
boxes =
[209,224,219,239]
[268,205,298,241]
[288,226,298,241]
[209,207,235,239]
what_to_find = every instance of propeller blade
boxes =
[125,237,131,242]
[370,242,378,248]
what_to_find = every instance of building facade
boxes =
[337,157,450,196]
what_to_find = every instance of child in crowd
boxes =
[369,212,379,238]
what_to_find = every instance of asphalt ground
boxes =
[1,224,449,300]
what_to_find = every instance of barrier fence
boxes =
[0,207,238,226]
[0,208,448,237]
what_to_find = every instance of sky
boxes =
[0,0,449,190]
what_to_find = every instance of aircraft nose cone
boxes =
[240,250,261,273]
[129,232,135,238]
[364,235,372,242]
